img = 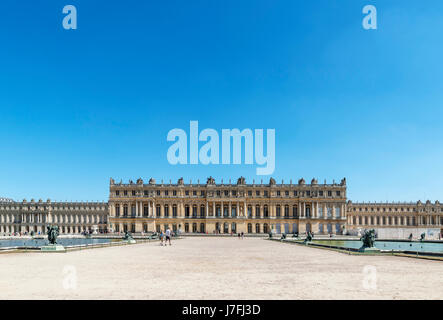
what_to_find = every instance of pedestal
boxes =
[41,244,66,252]
[359,247,380,253]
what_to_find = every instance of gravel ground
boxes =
[0,237,441,299]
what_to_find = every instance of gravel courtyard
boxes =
[0,237,441,300]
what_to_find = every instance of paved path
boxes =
[0,237,441,299]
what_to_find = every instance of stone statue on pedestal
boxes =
[47,225,59,245]
[359,229,380,253]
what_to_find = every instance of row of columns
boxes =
[111,201,346,219]
[348,215,443,227]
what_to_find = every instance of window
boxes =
[144,191,148,196]
[319,191,323,196]
[193,191,197,196]
[173,190,177,196]
[123,205,128,216]
[115,205,120,217]
[255,205,261,218]
[264,205,269,217]
[247,206,252,217]
[248,223,252,233]
[156,205,161,217]
[336,191,341,196]
[201,191,205,196]
[318,206,323,217]
[255,223,260,233]
[248,191,252,196]
[165,190,169,196]
[327,191,332,197]
[277,191,281,196]
[185,191,189,196]
[335,206,341,218]
[116,190,120,196]
[224,190,229,196]
[172,205,177,217]
[276,205,281,217]
[264,191,268,197]
[232,190,237,196]
[143,205,148,216]
[123,190,128,196]
[284,205,289,217]
[293,206,298,217]
[200,205,205,217]
[132,190,136,196]
[256,191,260,196]
[294,191,298,196]
[306,191,310,197]
[164,205,169,217]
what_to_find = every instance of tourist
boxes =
[241,231,244,239]
[165,228,172,246]
[160,231,164,246]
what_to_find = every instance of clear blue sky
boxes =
[0,0,442,202]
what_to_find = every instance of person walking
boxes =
[165,228,172,246]
[160,230,164,246]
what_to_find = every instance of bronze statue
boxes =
[123,231,134,241]
[304,231,313,243]
[360,229,376,248]
[420,233,425,241]
[47,225,59,245]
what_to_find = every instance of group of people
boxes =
[237,232,244,239]
[159,228,172,246]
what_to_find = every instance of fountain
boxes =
[359,229,380,253]
[41,226,66,252]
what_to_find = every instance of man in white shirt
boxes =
[165,228,172,245]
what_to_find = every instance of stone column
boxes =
[206,202,209,218]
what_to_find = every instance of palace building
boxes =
[0,177,442,238]
[107,177,348,235]
[0,198,108,235]
[346,200,443,238]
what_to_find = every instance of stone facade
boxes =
[0,198,108,235]
[1,177,441,237]
[346,200,443,238]
[108,177,348,235]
